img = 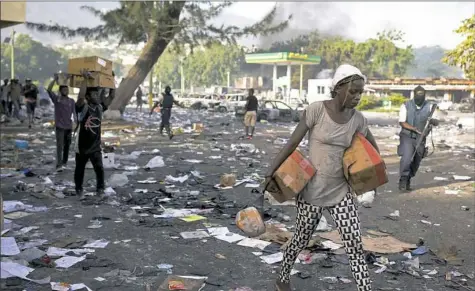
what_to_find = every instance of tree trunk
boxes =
[108,1,186,112]
[108,37,169,111]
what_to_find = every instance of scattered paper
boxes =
[260,252,283,264]
[47,247,95,257]
[445,189,460,195]
[237,238,272,250]
[322,240,343,250]
[1,262,50,284]
[55,256,86,269]
[1,237,21,256]
[434,176,448,181]
[207,227,229,236]
[180,231,210,239]
[453,175,471,181]
[215,232,246,243]
[83,239,109,248]
[51,282,92,291]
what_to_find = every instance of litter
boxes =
[54,255,86,268]
[260,252,284,264]
[180,230,210,239]
[1,237,21,256]
[237,238,272,250]
[1,262,50,284]
[108,173,129,187]
[50,282,92,291]
[215,232,246,243]
[83,239,110,248]
[207,227,229,236]
[453,175,472,181]
[145,156,165,168]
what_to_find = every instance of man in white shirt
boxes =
[397,86,439,191]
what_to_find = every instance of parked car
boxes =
[235,100,301,122]
[457,98,475,113]
[209,93,247,113]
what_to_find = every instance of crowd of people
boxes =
[0,77,40,128]
[2,63,440,291]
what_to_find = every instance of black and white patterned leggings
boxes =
[279,193,372,291]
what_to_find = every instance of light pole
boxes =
[10,30,16,79]
[180,57,185,95]
[149,65,154,109]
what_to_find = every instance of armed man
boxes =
[398,85,439,191]
[149,85,182,139]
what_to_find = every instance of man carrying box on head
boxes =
[47,73,76,172]
[74,70,115,199]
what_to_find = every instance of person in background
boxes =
[243,88,258,139]
[74,70,115,199]
[9,78,22,119]
[0,79,9,115]
[266,64,379,291]
[136,86,143,112]
[149,85,182,140]
[23,78,39,128]
[397,85,439,191]
[47,73,76,172]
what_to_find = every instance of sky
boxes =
[227,1,475,49]
[2,1,473,49]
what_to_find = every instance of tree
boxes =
[26,1,290,112]
[443,16,475,79]
[153,48,181,88]
[0,34,66,83]
[183,43,244,87]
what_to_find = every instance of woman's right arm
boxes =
[265,111,309,178]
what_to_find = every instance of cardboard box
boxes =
[192,123,204,132]
[270,150,316,203]
[69,72,116,89]
[343,133,388,195]
[67,56,113,76]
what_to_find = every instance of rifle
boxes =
[411,102,438,162]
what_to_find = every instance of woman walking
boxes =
[265,64,380,291]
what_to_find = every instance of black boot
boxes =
[406,178,413,191]
[398,177,408,191]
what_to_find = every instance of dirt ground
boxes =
[1,108,474,291]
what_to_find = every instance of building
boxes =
[366,78,475,103]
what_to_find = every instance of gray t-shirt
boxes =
[300,101,368,207]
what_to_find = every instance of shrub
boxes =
[384,94,407,107]
[356,95,382,110]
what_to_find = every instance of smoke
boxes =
[259,2,353,49]
[316,69,334,79]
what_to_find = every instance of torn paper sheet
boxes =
[51,282,92,291]
[1,237,20,256]
[215,232,246,243]
[207,227,229,236]
[180,231,210,239]
[55,256,86,269]
[1,262,50,284]
[237,238,272,250]
[83,239,109,249]
[260,252,284,264]
[47,247,95,257]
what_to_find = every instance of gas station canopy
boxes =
[245,52,321,66]
[1,1,26,29]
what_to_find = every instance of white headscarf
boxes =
[330,64,366,91]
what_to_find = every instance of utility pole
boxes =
[148,65,154,109]
[11,29,15,79]
[226,71,230,88]
[299,64,303,98]
[180,59,185,95]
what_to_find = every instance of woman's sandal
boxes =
[275,280,292,291]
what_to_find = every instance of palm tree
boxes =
[26,1,290,112]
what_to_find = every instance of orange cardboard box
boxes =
[270,150,316,203]
[69,72,116,89]
[343,133,388,195]
[67,56,113,76]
